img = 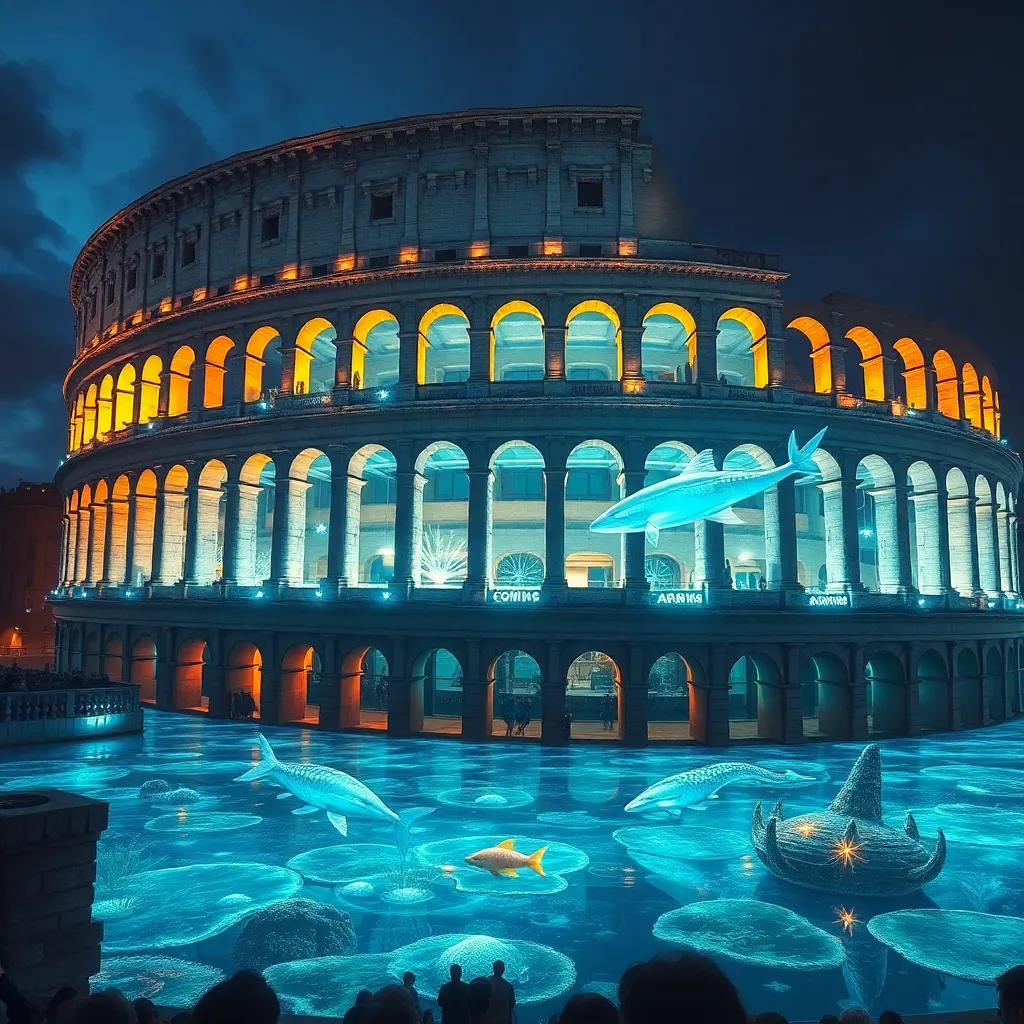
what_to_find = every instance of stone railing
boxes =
[0,683,142,746]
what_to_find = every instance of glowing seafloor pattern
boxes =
[5,713,1024,1021]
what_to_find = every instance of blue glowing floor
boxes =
[4,713,1024,1021]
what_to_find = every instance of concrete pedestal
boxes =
[0,789,109,1001]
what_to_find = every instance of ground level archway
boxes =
[866,651,906,735]
[131,636,157,702]
[226,642,263,720]
[566,651,622,740]
[728,653,784,741]
[490,649,541,739]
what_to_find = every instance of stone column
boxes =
[975,497,998,597]
[340,162,356,268]
[618,139,637,254]
[99,498,116,586]
[122,485,137,586]
[694,520,727,590]
[893,470,916,594]
[541,641,565,745]
[471,142,489,255]
[84,503,98,586]
[702,645,731,744]
[268,459,292,585]
[398,320,420,395]
[392,459,421,597]
[543,457,568,596]
[849,645,868,739]
[543,296,567,381]
[932,474,952,595]
[220,479,241,586]
[694,299,719,384]
[622,643,647,746]
[839,460,864,590]
[765,306,788,388]
[622,467,649,596]
[464,457,493,601]
[998,507,1013,595]
[403,146,420,259]
[324,457,351,592]
[468,296,490,383]
[182,481,201,584]
[544,136,562,253]
[460,641,489,741]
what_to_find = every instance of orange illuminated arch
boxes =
[114,364,136,430]
[168,346,195,417]
[982,376,995,433]
[138,355,162,424]
[845,326,885,401]
[245,326,281,402]
[720,307,768,388]
[893,337,927,410]
[352,309,400,390]
[932,350,959,419]
[787,316,832,393]
[71,393,85,451]
[418,303,471,385]
[294,317,336,395]
[82,384,98,444]
[240,452,274,486]
[645,301,697,373]
[962,362,982,428]
[96,374,114,438]
[995,390,1001,438]
[566,299,623,380]
[204,336,234,408]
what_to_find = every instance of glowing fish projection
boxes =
[235,735,432,854]
[590,428,827,547]
[624,763,814,816]
[465,838,548,878]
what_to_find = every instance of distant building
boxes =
[0,482,60,663]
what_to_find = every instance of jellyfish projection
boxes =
[590,428,826,546]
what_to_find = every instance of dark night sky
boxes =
[1,1,1021,484]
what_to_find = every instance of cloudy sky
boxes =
[1,1,1020,484]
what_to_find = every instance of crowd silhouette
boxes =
[0,664,116,694]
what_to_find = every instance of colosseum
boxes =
[52,104,1023,746]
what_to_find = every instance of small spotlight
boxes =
[259,400,269,411]
[377,388,390,401]
[315,589,323,598]
[918,597,925,607]
[382,590,391,601]
[255,589,264,599]
[315,523,327,535]
[859,529,873,538]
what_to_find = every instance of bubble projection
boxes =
[613,825,750,863]
[144,812,262,833]
[93,956,225,1005]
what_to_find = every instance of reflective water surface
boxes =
[4,712,1024,1021]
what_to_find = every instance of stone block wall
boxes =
[0,789,109,1000]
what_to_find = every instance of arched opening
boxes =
[415,442,469,587]
[786,316,831,393]
[975,475,998,596]
[279,644,321,724]
[348,445,396,586]
[138,355,162,424]
[82,384,98,444]
[71,394,84,450]
[491,301,545,381]
[237,454,275,585]
[917,649,950,732]
[946,468,974,596]
[956,647,983,728]
[102,634,123,682]
[203,336,234,408]
[419,304,470,384]
[648,652,702,742]
[131,470,158,586]
[803,652,851,739]
[89,480,109,585]
[566,440,623,587]
[155,465,189,585]
[996,483,1012,595]
[194,460,227,584]
[845,327,885,401]
[566,651,622,740]
[412,648,463,735]
[723,445,774,589]
[167,346,195,416]
[244,326,282,402]
[728,654,784,741]
[644,443,697,589]
[352,310,400,389]
[130,636,157,702]
[339,646,389,729]
[642,302,696,383]
[985,647,1005,722]
[68,627,82,672]
[226,642,262,719]
[856,455,898,593]
[83,631,100,676]
[981,376,996,434]
[284,449,331,585]
[114,364,136,431]
[171,638,207,711]
[1007,646,1020,716]
[565,300,621,381]
[962,362,983,427]
[718,307,766,388]
[907,461,941,594]
[894,337,927,409]
[489,650,541,739]
[96,374,114,439]
[798,448,841,590]
[74,485,91,584]
[490,442,545,587]
[933,350,960,419]
[294,317,337,395]
[865,651,906,735]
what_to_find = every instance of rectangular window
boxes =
[578,243,602,257]
[181,238,197,266]
[126,265,138,292]
[261,213,280,242]
[566,468,613,501]
[260,273,276,287]
[501,368,544,381]
[104,279,115,306]
[366,254,390,269]
[499,468,544,499]
[434,248,457,263]
[507,244,529,258]
[370,192,394,222]
[311,263,332,277]
[577,179,603,208]
[151,251,165,280]
[426,470,469,501]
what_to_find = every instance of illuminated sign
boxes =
[807,593,850,609]
[489,588,541,605]
[650,590,705,607]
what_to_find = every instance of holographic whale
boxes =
[235,735,432,853]
[624,762,814,816]
[590,427,826,546]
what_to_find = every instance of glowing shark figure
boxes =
[591,427,827,547]
[624,763,814,816]
[235,735,432,854]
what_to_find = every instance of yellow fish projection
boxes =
[464,838,548,878]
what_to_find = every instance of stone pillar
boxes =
[849,645,868,739]
[403,147,420,259]
[270,470,310,587]
[340,163,356,268]
[543,297,566,382]
[324,458,350,591]
[975,498,998,597]
[393,461,420,597]
[622,467,649,596]
[765,478,801,591]
[182,482,202,585]
[99,498,116,586]
[765,306,788,388]
[460,641,489,741]
[988,499,1004,597]
[464,457,492,600]
[0,791,109,1000]
[468,296,490,383]
[893,471,916,594]
[268,460,291,586]
[622,643,647,746]
[543,459,568,596]
[965,495,983,596]
[703,645,730,744]
[386,639,419,737]
[471,142,489,255]
[839,461,864,590]
[122,488,137,587]
[618,139,637,254]
[694,299,719,384]
[84,503,98,586]
[220,479,241,586]
[541,641,565,745]
[998,507,1013,595]
[912,486,947,595]
[398,324,420,393]
[544,136,562,253]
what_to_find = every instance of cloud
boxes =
[187,35,237,106]
[92,90,218,214]
[0,386,69,482]
[0,58,80,175]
